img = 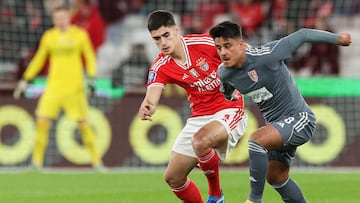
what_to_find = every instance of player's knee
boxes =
[266,171,288,185]
[78,120,90,129]
[267,160,290,185]
[163,173,173,186]
[164,172,185,187]
[36,118,51,130]
[192,137,209,154]
[34,118,51,142]
[34,137,46,148]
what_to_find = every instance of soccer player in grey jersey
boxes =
[209,21,352,203]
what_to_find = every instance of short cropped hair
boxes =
[147,10,176,32]
[209,21,242,39]
[51,4,70,14]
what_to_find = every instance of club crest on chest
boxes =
[247,70,258,82]
[196,57,209,71]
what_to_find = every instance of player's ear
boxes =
[237,38,243,47]
[239,39,249,49]
[173,26,179,36]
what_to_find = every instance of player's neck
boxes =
[171,39,186,64]
[236,53,246,68]
[57,25,70,33]
[171,52,185,64]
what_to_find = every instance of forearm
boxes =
[288,28,339,50]
[23,50,48,81]
[83,33,97,77]
[138,86,163,120]
[144,86,162,109]
[85,55,96,78]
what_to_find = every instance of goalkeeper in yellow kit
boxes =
[13,5,103,170]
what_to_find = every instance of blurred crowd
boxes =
[1,0,360,93]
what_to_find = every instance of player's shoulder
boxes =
[217,63,227,75]
[41,28,57,40]
[68,25,87,35]
[182,33,215,46]
[149,54,171,72]
[183,33,211,39]
[65,25,88,38]
[43,27,56,35]
[245,42,275,57]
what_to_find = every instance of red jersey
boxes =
[71,6,105,50]
[147,34,244,117]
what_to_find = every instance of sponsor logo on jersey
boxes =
[148,71,157,83]
[182,73,189,80]
[188,70,221,92]
[246,87,273,103]
[189,68,200,78]
[247,70,258,82]
[196,57,209,71]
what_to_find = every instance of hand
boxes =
[138,103,155,121]
[222,82,238,101]
[230,89,241,101]
[13,79,28,99]
[338,32,352,46]
[88,78,96,97]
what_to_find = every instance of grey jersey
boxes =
[219,29,339,122]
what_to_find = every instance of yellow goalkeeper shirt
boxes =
[24,25,96,94]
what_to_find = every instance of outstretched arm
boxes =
[14,33,49,99]
[23,34,49,81]
[138,86,163,121]
[289,29,352,50]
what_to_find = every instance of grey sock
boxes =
[273,178,307,203]
[248,140,268,203]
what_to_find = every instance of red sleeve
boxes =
[146,54,171,88]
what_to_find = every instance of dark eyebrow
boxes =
[153,31,170,40]
[224,41,232,46]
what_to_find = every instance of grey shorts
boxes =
[268,111,316,166]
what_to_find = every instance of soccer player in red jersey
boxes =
[70,0,105,51]
[138,10,248,203]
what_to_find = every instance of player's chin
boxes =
[223,61,235,69]
[162,48,171,55]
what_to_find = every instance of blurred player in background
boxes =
[70,0,105,52]
[13,5,103,171]
[209,21,352,203]
[138,10,248,203]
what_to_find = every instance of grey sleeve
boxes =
[287,28,339,51]
[264,28,339,62]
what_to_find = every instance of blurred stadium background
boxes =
[0,0,360,171]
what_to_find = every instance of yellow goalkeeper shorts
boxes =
[36,90,89,121]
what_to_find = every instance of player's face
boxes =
[150,25,179,55]
[214,37,245,69]
[52,9,70,31]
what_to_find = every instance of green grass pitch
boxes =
[0,169,359,203]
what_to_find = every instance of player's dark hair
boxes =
[147,10,176,32]
[209,21,242,40]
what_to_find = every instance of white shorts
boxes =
[172,108,248,161]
